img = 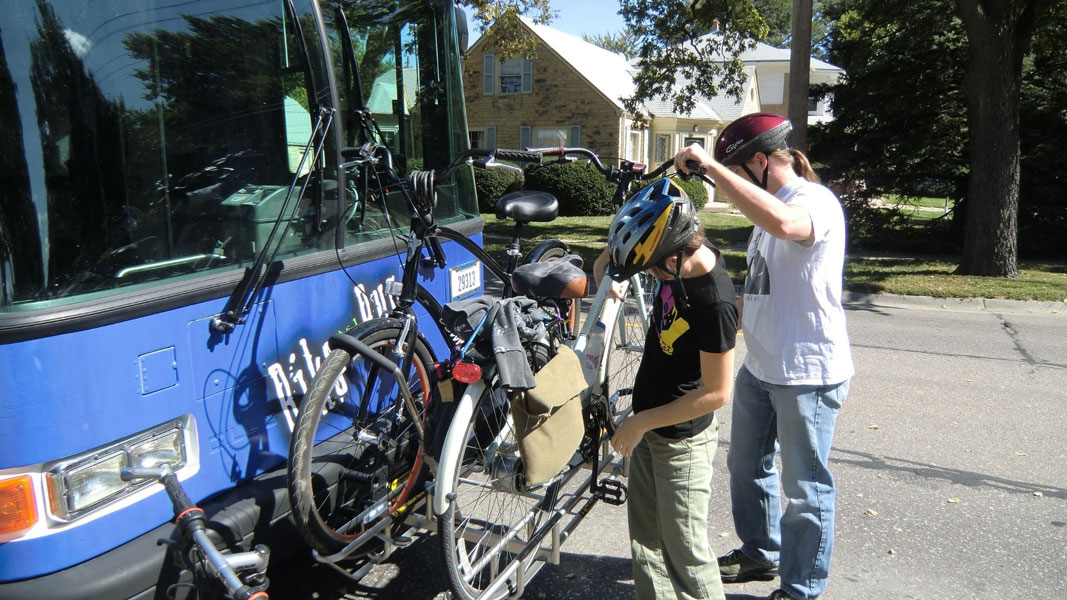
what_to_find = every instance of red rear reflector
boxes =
[452,361,482,383]
[0,475,38,536]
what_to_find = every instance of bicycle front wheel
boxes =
[287,320,434,556]
[605,272,655,425]
[438,380,560,600]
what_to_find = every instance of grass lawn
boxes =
[885,194,954,210]
[480,213,1067,302]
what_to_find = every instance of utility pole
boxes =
[788,0,813,152]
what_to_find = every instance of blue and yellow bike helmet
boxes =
[606,178,699,281]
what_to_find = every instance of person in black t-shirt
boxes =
[594,178,737,600]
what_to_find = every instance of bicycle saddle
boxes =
[511,254,588,299]
[495,190,559,223]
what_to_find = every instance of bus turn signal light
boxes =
[0,475,38,535]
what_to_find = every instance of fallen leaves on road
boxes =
[948,498,961,504]
[865,509,878,517]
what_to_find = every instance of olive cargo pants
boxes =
[627,422,726,600]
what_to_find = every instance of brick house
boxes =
[463,17,760,168]
[463,18,842,167]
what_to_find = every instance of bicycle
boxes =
[432,148,690,600]
[285,144,582,575]
[121,466,270,600]
[286,142,691,599]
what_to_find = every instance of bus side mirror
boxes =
[454,5,468,54]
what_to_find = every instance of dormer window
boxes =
[483,54,532,95]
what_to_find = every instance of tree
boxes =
[811,0,1065,262]
[952,0,1054,277]
[617,0,769,121]
[584,30,640,59]
[809,0,969,252]
[461,0,553,58]
[752,0,834,59]
[1017,1,1067,258]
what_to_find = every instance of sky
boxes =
[464,0,627,44]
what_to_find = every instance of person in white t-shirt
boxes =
[674,113,854,600]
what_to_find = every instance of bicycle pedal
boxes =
[594,478,627,506]
[391,534,413,548]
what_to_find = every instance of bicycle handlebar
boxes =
[121,466,270,600]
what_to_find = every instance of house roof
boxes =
[365,67,418,114]
[490,19,834,121]
[642,66,758,121]
[699,34,843,74]
[517,16,635,110]
[517,17,751,120]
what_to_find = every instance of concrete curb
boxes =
[842,291,1067,316]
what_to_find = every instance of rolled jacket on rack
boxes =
[441,295,547,390]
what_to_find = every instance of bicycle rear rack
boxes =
[309,485,437,582]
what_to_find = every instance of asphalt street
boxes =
[270,294,1067,599]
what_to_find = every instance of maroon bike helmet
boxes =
[713,113,793,188]
[714,113,792,165]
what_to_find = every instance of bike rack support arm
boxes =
[327,333,424,441]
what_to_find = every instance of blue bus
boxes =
[0,1,477,597]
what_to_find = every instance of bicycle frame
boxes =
[429,273,651,598]
[432,269,652,513]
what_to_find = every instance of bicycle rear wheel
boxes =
[605,272,656,425]
[438,374,560,600]
[287,320,434,556]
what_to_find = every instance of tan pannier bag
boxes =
[510,345,587,487]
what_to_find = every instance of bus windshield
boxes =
[0,0,474,314]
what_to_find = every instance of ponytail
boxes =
[770,148,820,183]
[789,149,821,183]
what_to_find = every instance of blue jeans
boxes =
[727,365,850,600]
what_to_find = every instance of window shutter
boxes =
[521,59,533,93]
[486,126,496,148]
[568,125,581,146]
[519,126,531,149]
[483,54,495,95]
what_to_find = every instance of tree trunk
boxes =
[954,0,1028,277]
[788,0,813,152]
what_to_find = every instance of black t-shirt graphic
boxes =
[631,251,738,439]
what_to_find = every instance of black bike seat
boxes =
[495,190,559,223]
[511,254,588,299]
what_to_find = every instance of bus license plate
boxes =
[449,261,481,301]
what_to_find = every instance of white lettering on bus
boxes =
[269,276,396,432]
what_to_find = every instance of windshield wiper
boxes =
[211,106,335,334]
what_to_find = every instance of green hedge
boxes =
[674,176,709,211]
[523,162,615,216]
[474,168,524,212]
[477,163,709,217]
[624,176,709,211]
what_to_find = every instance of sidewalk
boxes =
[842,291,1067,316]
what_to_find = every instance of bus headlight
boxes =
[64,452,128,515]
[46,419,189,521]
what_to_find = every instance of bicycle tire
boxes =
[287,319,435,556]
[521,238,569,265]
[438,359,559,599]
[604,272,656,425]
